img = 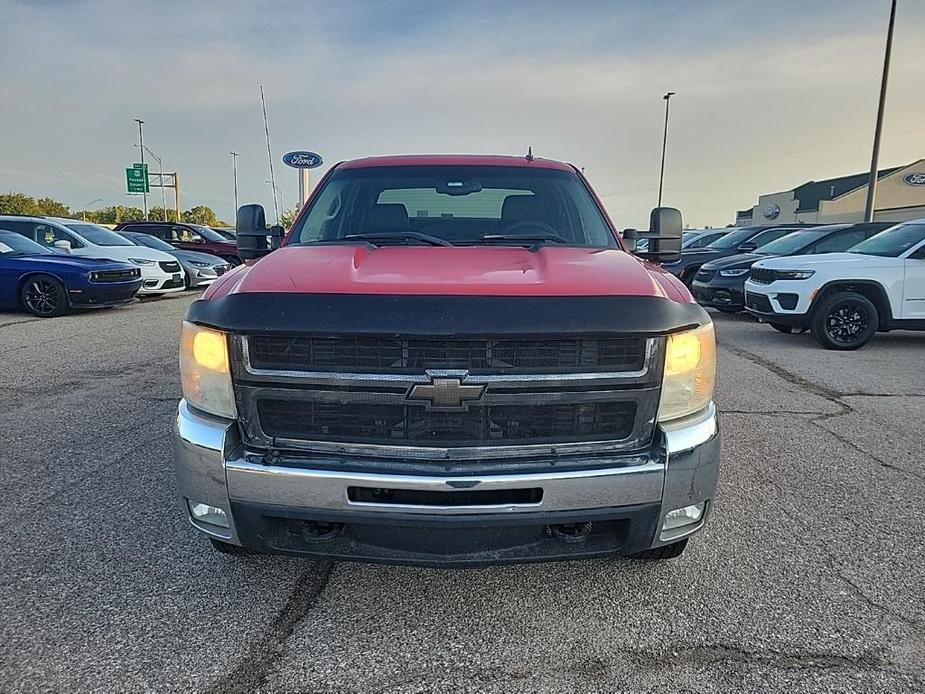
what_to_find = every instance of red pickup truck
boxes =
[174,155,719,566]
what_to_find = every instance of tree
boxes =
[150,206,179,222]
[35,197,71,217]
[279,205,301,229]
[0,193,41,215]
[182,205,218,226]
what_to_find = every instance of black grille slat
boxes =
[91,269,140,282]
[159,261,181,273]
[257,399,637,447]
[749,268,776,284]
[248,336,646,373]
[695,269,716,282]
[745,292,773,313]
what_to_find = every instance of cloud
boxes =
[1,0,923,226]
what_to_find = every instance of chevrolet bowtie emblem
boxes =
[407,376,486,409]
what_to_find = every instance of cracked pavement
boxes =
[0,296,923,693]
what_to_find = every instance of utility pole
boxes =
[137,144,167,220]
[864,0,897,223]
[230,151,239,217]
[134,118,148,220]
[657,92,675,208]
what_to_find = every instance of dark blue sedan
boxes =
[0,229,143,317]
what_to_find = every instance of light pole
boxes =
[657,92,675,208]
[134,118,148,220]
[230,152,239,218]
[81,197,103,221]
[864,0,897,223]
[135,143,167,220]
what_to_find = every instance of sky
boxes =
[1,0,924,228]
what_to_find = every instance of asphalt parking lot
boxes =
[1,294,923,693]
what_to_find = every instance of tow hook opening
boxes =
[301,520,345,541]
[549,522,593,544]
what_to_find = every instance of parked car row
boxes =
[0,215,239,317]
[671,219,925,350]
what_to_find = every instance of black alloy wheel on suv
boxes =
[810,291,879,350]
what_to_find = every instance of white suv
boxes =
[0,216,186,295]
[744,219,925,349]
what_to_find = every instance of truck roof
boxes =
[337,154,576,172]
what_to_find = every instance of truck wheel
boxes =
[770,323,794,334]
[209,538,250,555]
[811,291,878,350]
[21,275,69,317]
[627,539,688,561]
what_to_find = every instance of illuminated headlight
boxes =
[659,323,716,422]
[775,270,815,280]
[179,321,236,418]
[128,257,156,266]
[719,268,749,277]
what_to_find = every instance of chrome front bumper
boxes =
[174,400,720,559]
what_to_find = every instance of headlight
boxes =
[179,321,236,418]
[719,268,749,277]
[775,270,815,280]
[190,260,211,267]
[128,257,156,266]
[659,322,716,422]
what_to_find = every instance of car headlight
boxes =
[659,323,716,422]
[190,260,212,268]
[179,322,236,419]
[719,268,749,277]
[128,257,156,266]
[774,270,815,280]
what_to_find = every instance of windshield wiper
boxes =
[475,234,569,250]
[341,232,453,247]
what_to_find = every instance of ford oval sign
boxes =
[903,173,925,186]
[762,203,781,220]
[282,151,323,169]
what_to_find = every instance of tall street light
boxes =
[657,92,675,208]
[864,0,898,222]
[134,118,148,220]
[230,152,239,218]
[81,197,103,221]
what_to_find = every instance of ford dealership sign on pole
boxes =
[283,151,323,207]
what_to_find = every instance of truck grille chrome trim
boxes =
[231,336,664,460]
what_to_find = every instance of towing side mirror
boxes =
[622,228,638,253]
[236,204,276,260]
[635,207,683,263]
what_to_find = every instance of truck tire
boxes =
[810,291,878,350]
[20,275,69,317]
[209,538,250,555]
[627,539,688,561]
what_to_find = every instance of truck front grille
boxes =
[233,334,663,460]
[257,399,637,447]
[247,336,646,373]
[749,267,776,284]
[159,261,181,273]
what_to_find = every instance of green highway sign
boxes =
[126,164,149,194]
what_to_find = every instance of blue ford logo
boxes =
[282,151,323,169]
[762,203,780,220]
[903,173,925,186]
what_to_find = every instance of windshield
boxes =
[848,223,925,258]
[288,165,617,247]
[756,230,828,255]
[125,233,175,252]
[706,228,754,249]
[64,222,134,246]
[189,225,229,242]
[0,231,53,256]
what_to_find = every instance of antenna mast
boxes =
[260,85,280,225]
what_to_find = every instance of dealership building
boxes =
[735,158,925,226]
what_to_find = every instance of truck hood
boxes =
[752,252,902,270]
[211,245,677,298]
